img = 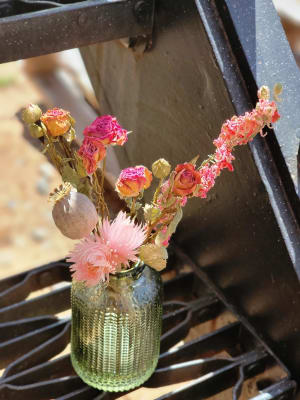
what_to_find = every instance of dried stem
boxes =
[93,171,108,218]
[43,131,62,173]
[101,157,106,190]
[153,178,163,204]
[59,136,76,169]
[130,197,137,218]
[146,204,177,241]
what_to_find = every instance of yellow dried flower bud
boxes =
[65,127,76,142]
[139,244,168,271]
[152,158,171,179]
[28,123,44,138]
[22,104,42,124]
[257,86,270,100]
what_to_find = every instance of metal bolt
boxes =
[78,13,87,26]
[134,0,152,24]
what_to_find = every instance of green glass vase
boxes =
[70,264,163,392]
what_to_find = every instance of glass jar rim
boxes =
[110,260,145,279]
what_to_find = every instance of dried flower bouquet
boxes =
[22,85,281,287]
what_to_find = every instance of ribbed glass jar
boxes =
[70,264,163,392]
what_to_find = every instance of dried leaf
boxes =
[139,244,168,271]
[77,178,92,197]
[189,155,199,165]
[74,154,87,178]
[167,207,183,236]
[62,164,80,188]
[273,83,283,102]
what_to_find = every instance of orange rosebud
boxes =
[116,166,152,198]
[40,108,73,137]
[173,163,201,196]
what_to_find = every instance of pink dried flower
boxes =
[195,164,219,198]
[214,96,280,151]
[180,196,187,207]
[116,166,152,197]
[84,115,128,146]
[40,108,72,137]
[78,137,106,174]
[214,143,235,172]
[67,211,147,286]
[195,90,280,199]
[172,163,201,196]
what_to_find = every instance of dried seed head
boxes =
[49,182,73,203]
[51,184,99,239]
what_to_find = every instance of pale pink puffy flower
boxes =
[67,211,147,286]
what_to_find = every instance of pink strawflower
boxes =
[84,115,128,146]
[67,211,147,286]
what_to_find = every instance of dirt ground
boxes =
[0,61,74,280]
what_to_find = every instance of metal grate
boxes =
[0,246,296,400]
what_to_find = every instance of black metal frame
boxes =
[0,0,300,397]
[0,248,296,399]
[0,0,155,63]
